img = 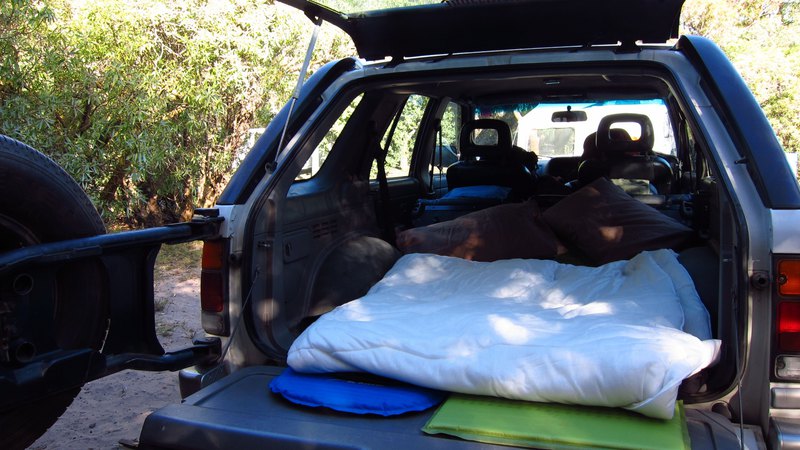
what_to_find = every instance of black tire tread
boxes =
[0,134,105,235]
[0,135,106,449]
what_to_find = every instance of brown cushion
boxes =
[396,201,565,262]
[543,177,695,265]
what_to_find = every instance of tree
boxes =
[0,0,355,226]
[3,0,797,227]
[682,0,800,159]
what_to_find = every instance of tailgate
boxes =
[139,366,754,450]
[1,218,222,413]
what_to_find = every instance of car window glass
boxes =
[475,99,677,158]
[684,122,707,178]
[296,94,363,181]
[472,128,498,146]
[371,94,429,179]
[530,128,575,156]
[430,102,460,175]
[442,101,460,152]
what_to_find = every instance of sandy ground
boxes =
[30,266,203,450]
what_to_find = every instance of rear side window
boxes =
[476,99,677,158]
[530,128,576,157]
[371,94,430,179]
[296,94,363,181]
[441,102,460,153]
[430,102,461,172]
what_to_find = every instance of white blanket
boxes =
[288,249,721,419]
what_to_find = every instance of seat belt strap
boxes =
[429,120,442,195]
[371,99,409,244]
[368,122,395,244]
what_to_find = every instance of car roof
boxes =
[278,0,685,60]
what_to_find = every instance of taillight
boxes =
[779,260,800,296]
[201,240,225,313]
[776,258,800,380]
[779,302,800,352]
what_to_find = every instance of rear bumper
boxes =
[771,417,800,450]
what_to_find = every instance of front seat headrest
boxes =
[582,129,632,160]
[459,119,512,161]
[596,113,654,157]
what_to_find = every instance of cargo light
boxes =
[779,260,800,296]
[201,240,224,313]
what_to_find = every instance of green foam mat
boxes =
[422,395,690,450]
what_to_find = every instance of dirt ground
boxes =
[30,243,204,450]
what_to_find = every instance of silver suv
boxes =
[2,1,800,448]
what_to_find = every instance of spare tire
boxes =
[0,135,108,450]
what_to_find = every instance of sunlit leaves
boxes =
[0,0,355,226]
[682,0,800,157]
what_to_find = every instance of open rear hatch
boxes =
[278,0,685,60]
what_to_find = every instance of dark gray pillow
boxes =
[543,177,696,265]
[397,201,565,262]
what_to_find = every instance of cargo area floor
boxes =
[138,366,753,449]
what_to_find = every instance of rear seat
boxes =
[540,128,631,193]
[578,114,674,195]
[413,185,512,226]
[446,119,535,199]
[542,156,581,184]
[415,119,536,225]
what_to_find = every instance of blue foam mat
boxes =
[269,368,446,416]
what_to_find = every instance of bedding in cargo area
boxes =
[288,249,721,419]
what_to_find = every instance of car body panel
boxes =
[773,211,800,254]
[677,36,800,209]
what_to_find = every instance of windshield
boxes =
[310,0,441,14]
[474,100,677,158]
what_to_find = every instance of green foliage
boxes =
[441,102,459,147]
[297,93,363,181]
[682,0,800,155]
[369,94,429,178]
[384,94,428,176]
[1,0,797,227]
[0,0,354,226]
[314,0,438,13]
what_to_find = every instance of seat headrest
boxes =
[582,129,632,160]
[459,119,512,161]
[596,114,654,157]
